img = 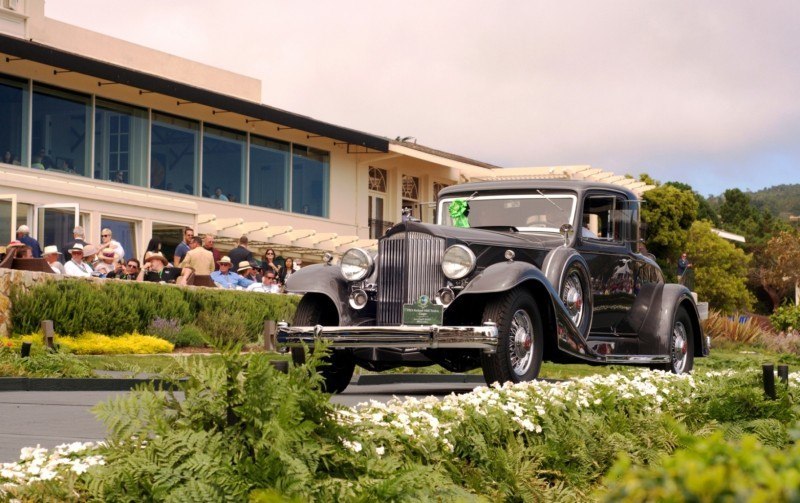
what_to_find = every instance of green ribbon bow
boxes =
[449,199,470,228]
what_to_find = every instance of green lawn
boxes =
[73,341,797,379]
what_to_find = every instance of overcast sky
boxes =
[46,0,800,196]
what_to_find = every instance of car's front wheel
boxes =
[291,296,355,393]
[480,288,544,385]
[661,306,694,374]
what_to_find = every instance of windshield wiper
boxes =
[536,189,564,213]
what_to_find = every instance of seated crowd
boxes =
[0,226,301,293]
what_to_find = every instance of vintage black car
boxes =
[278,180,708,392]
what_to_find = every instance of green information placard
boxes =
[402,302,443,325]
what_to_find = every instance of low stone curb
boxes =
[0,372,485,391]
[0,377,180,392]
[353,374,485,385]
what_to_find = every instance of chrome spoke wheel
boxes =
[671,321,689,373]
[508,309,534,377]
[562,271,585,327]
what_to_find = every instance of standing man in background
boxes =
[16,225,41,258]
[180,236,215,275]
[203,234,222,270]
[227,235,254,268]
[63,226,88,259]
[677,252,692,285]
[173,227,194,266]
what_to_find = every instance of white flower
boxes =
[375,446,385,456]
[70,462,90,475]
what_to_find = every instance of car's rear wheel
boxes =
[661,306,694,374]
[291,296,355,393]
[480,288,544,385]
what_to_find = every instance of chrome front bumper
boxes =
[276,321,499,353]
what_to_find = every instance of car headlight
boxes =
[341,248,374,281]
[441,244,476,279]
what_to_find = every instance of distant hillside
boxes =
[748,184,800,220]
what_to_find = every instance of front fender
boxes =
[458,261,599,361]
[460,261,552,295]
[284,263,352,323]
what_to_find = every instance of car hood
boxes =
[384,221,565,249]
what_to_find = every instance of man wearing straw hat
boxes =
[43,245,65,274]
[137,251,184,284]
[64,243,93,277]
[210,256,254,289]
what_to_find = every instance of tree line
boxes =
[636,176,799,314]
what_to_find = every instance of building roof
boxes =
[388,139,502,171]
[438,179,640,201]
[0,32,389,152]
[471,165,656,196]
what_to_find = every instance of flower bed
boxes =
[3,363,797,501]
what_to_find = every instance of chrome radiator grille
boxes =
[377,232,447,325]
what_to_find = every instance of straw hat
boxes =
[43,245,61,256]
[218,256,232,265]
[68,243,85,253]
[144,251,169,265]
[237,260,252,272]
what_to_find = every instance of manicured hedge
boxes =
[10,279,299,342]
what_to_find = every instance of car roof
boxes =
[437,179,639,201]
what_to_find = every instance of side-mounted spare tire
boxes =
[291,296,355,393]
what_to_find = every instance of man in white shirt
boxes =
[43,245,66,274]
[64,243,93,277]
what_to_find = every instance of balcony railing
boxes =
[369,218,395,239]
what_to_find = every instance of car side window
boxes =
[582,195,626,243]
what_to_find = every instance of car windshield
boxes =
[438,193,577,232]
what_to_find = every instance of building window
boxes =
[250,135,289,210]
[95,99,148,186]
[0,73,28,167]
[402,174,420,200]
[433,181,450,197]
[368,167,390,238]
[100,217,137,261]
[151,112,198,195]
[368,167,387,193]
[401,174,420,219]
[32,84,91,176]
[292,145,329,217]
[203,125,245,202]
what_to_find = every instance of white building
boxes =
[0,1,651,264]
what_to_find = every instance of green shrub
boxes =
[194,310,249,346]
[601,433,800,502]
[771,303,800,333]
[85,343,465,501]
[0,338,94,378]
[10,279,299,343]
[172,324,207,348]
